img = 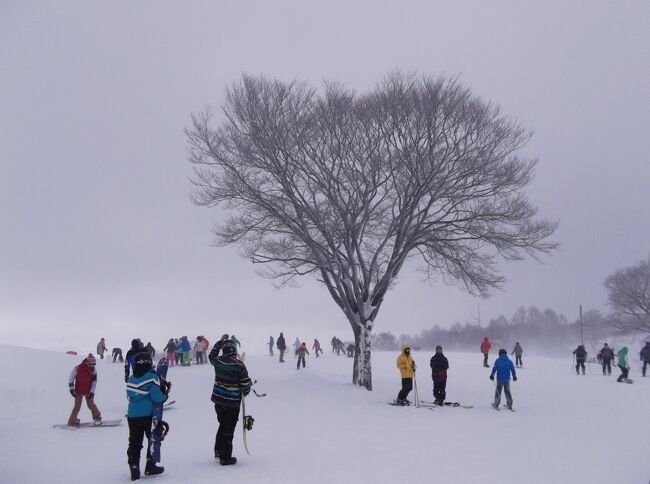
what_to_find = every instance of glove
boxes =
[489,375,494,381]
[69,389,76,397]
[513,376,517,382]
[162,381,172,394]
[88,392,94,400]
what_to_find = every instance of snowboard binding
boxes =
[243,415,255,431]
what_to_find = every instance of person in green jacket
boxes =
[616,346,631,383]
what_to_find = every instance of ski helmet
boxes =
[133,351,152,377]
[498,348,507,356]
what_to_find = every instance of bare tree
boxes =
[186,72,557,390]
[605,256,650,333]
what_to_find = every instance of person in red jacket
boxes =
[312,339,323,358]
[480,337,492,368]
[67,354,102,426]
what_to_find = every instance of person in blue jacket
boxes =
[126,351,169,481]
[489,348,517,410]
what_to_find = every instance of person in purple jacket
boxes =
[489,348,517,410]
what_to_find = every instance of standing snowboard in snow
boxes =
[210,341,251,466]
[126,351,168,481]
[150,357,171,464]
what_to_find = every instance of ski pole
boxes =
[413,368,419,407]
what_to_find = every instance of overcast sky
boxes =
[1,1,648,353]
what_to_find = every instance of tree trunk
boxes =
[350,316,373,391]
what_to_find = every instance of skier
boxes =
[268,335,274,356]
[346,343,354,357]
[112,347,124,363]
[179,336,191,366]
[125,339,145,381]
[67,353,102,426]
[480,337,491,367]
[126,351,168,480]
[293,338,301,358]
[174,338,182,366]
[490,348,517,410]
[194,336,205,364]
[164,338,176,366]
[144,342,156,360]
[640,342,650,377]
[572,344,587,375]
[395,344,415,405]
[599,343,615,375]
[296,342,309,369]
[96,338,107,360]
[429,345,449,406]
[210,340,251,466]
[616,346,631,383]
[511,342,523,367]
[312,339,322,357]
[277,332,286,363]
[331,336,337,353]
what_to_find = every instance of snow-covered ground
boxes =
[0,343,648,484]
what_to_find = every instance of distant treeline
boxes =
[373,306,615,355]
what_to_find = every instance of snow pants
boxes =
[576,359,586,374]
[515,355,522,366]
[397,378,413,401]
[616,365,629,382]
[642,360,649,377]
[174,352,182,365]
[127,416,153,466]
[166,351,174,365]
[182,351,190,366]
[482,352,489,367]
[214,403,240,460]
[433,377,447,403]
[494,380,513,408]
[278,349,285,362]
[297,356,306,369]
[68,394,101,425]
[269,345,274,356]
[196,351,204,364]
[602,358,612,375]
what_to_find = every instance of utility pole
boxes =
[579,304,584,346]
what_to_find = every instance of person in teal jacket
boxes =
[126,352,169,481]
[490,349,517,410]
[616,346,631,383]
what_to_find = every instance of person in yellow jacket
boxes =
[394,344,416,405]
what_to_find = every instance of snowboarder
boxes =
[640,342,650,377]
[67,353,102,426]
[480,337,491,367]
[573,345,587,375]
[277,332,286,363]
[429,345,449,406]
[125,339,145,381]
[511,342,523,367]
[395,344,415,405]
[164,338,176,366]
[126,351,168,480]
[268,335,274,356]
[312,338,322,357]
[490,348,517,410]
[600,343,615,375]
[210,340,251,466]
[96,338,107,360]
[144,342,156,360]
[296,342,309,369]
[112,347,124,363]
[616,346,631,383]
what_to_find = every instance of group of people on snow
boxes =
[269,333,327,368]
[573,342,650,383]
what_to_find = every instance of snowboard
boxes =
[53,419,122,429]
[151,357,170,463]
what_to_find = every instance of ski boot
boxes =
[220,457,237,466]
[433,400,443,406]
[93,417,102,426]
[144,460,164,476]
[129,464,140,481]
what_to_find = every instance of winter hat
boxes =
[222,341,236,355]
[498,348,507,356]
[435,345,443,352]
[133,351,153,377]
[131,338,142,350]
[85,354,96,366]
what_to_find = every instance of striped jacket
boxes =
[210,353,251,408]
[126,370,168,418]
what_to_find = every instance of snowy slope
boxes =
[0,344,648,484]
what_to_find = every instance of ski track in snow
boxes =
[0,344,648,484]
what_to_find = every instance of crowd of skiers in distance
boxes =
[266,334,350,368]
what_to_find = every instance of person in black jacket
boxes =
[276,332,286,363]
[640,342,650,377]
[210,340,251,466]
[573,345,587,375]
[430,345,449,406]
[125,339,145,382]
